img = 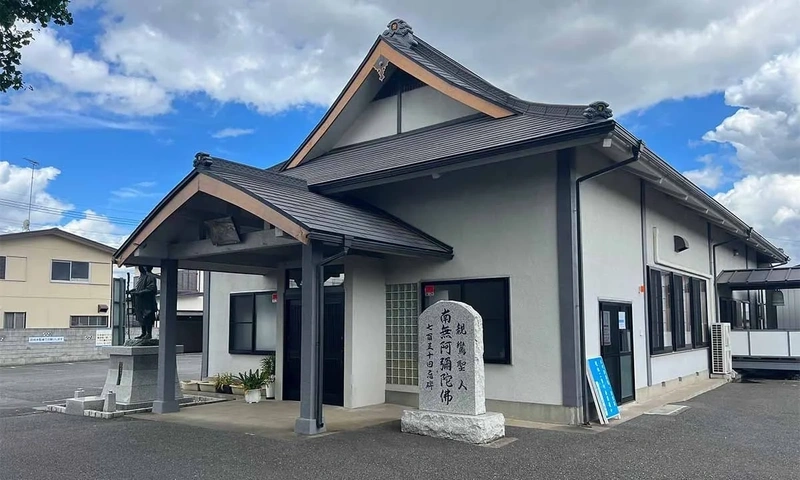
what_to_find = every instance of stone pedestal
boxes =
[401,300,505,444]
[100,345,183,409]
[401,410,505,444]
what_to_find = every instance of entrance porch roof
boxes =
[716,266,800,290]
[114,155,452,267]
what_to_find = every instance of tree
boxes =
[0,0,73,92]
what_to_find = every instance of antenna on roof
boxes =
[22,158,39,232]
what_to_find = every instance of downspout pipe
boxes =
[576,139,642,425]
[313,236,352,429]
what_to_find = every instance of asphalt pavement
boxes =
[0,354,201,418]
[0,367,797,480]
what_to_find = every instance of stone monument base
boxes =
[401,410,505,444]
[101,345,183,408]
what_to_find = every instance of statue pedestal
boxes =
[401,410,505,444]
[101,345,184,409]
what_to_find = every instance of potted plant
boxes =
[260,355,276,399]
[230,378,245,395]
[237,369,267,404]
[197,378,216,393]
[180,380,199,392]
[214,372,235,394]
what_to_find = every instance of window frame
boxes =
[51,260,90,283]
[228,291,277,355]
[420,277,512,365]
[647,267,710,355]
[3,312,26,329]
[69,315,109,328]
[0,255,6,280]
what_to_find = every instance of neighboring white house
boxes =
[118,19,790,427]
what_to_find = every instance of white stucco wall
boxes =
[344,257,387,408]
[577,148,648,390]
[354,155,562,406]
[207,272,280,391]
[650,348,708,384]
[336,95,397,148]
[644,185,713,381]
[400,86,478,132]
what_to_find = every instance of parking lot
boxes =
[0,359,797,480]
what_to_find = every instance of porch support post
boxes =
[295,240,326,435]
[153,259,180,414]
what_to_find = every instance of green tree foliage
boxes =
[0,0,73,92]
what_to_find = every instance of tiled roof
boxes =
[283,113,612,186]
[202,158,452,256]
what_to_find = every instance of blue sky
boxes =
[1,1,798,259]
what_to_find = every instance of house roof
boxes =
[283,112,613,187]
[117,18,789,266]
[0,228,116,254]
[717,267,800,290]
[386,33,590,118]
[114,156,453,264]
[204,158,452,257]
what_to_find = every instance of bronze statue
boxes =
[129,266,158,340]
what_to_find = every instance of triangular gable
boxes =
[283,22,514,170]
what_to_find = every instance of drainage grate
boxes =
[644,404,689,416]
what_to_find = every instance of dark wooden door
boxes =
[283,292,345,406]
[599,302,635,404]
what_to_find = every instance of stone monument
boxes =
[99,344,184,409]
[401,301,505,444]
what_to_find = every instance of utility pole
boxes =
[23,158,39,231]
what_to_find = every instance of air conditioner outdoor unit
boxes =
[710,323,732,375]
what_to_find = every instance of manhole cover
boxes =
[644,404,689,416]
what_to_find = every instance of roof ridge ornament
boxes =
[193,152,213,169]
[382,19,418,47]
[583,101,613,122]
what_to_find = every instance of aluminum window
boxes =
[229,292,278,354]
[69,315,109,328]
[648,267,709,354]
[3,312,26,329]
[0,256,6,280]
[421,278,511,365]
[51,260,90,282]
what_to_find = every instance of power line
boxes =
[0,198,143,226]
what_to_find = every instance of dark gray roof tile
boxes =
[283,113,609,186]
[203,159,451,255]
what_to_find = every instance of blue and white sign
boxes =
[586,356,620,423]
[28,336,65,344]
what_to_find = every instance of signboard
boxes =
[586,356,620,424]
[271,293,279,303]
[95,328,113,346]
[424,285,435,297]
[618,311,627,329]
[602,311,611,346]
[28,336,65,344]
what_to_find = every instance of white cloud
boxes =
[0,160,73,228]
[8,1,800,124]
[702,49,800,262]
[703,49,800,175]
[683,154,725,190]
[57,210,131,248]
[0,161,132,250]
[15,27,170,116]
[111,181,160,199]
[714,175,800,262]
[212,128,255,139]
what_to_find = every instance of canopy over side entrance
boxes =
[114,153,453,433]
